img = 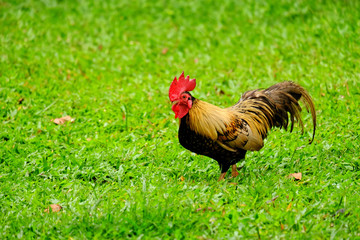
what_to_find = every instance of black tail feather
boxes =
[264,81,317,143]
[237,81,316,143]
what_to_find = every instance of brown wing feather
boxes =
[216,113,265,152]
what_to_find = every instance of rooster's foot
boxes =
[218,172,227,181]
[231,164,240,178]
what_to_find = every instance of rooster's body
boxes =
[169,73,316,180]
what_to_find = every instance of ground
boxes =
[0,0,359,239]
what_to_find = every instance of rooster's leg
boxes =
[231,164,239,178]
[218,172,227,181]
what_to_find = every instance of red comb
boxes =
[169,72,196,102]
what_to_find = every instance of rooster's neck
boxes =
[182,99,235,140]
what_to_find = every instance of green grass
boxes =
[1,0,360,239]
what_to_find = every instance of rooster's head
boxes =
[169,72,196,119]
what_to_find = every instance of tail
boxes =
[235,81,317,143]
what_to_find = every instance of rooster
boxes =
[169,72,316,181]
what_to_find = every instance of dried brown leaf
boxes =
[161,48,168,54]
[195,236,209,240]
[44,204,62,213]
[286,202,292,211]
[196,207,214,213]
[52,116,74,125]
[266,195,279,204]
[288,172,302,180]
[280,223,285,230]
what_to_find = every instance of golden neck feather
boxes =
[183,99,234,140]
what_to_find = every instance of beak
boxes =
[187,101,192,109]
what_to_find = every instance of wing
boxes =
[187,99,266,152]
[216,114,264,152]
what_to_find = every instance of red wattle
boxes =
[172,103,189,119]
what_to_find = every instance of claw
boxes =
[218,172,227,181]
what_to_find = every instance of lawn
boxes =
[1,0,359,239]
